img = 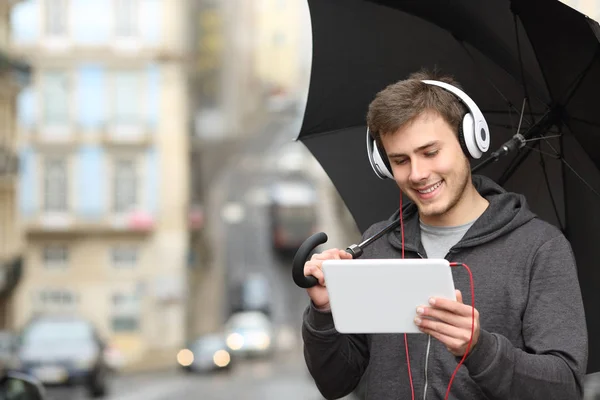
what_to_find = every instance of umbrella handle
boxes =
[292,232,329,288]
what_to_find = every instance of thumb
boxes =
[340,250,353,259]
[455,289,463,303]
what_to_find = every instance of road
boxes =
[43,351,324,400]
[216,110,323,333]
[201,108,358,400]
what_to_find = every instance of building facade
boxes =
[11,0,190,369]
[0,0,30,330]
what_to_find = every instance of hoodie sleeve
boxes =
[462,234,588,400]
[302,302,369,399]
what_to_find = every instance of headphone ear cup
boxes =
[373,142,394,179]
[459,112,482,159]
[457,118,470,158]
[366,128,394,179]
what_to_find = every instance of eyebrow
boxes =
[387,141,440,158]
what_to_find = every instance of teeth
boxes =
[418,181,442,194]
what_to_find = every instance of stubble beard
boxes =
[415,158,472,220]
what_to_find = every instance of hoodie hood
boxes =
[387,174,537,253]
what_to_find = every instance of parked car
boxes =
[13,315,110,398]
[224,311,274,358]
[178,333,233,374]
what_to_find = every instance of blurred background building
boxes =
[0,0,30,330]
[185,0,320,339]
[11,0,190,370]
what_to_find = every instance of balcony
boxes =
[29,123,80,146]
[100,122,154,147]
[23,210,155,236]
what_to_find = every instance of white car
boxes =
[224,312,274,358]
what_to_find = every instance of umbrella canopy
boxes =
[296,0,600,372]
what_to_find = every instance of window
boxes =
[112,316,139,332]
[113,158,137,213]
[35,289,79,311]
[115,0,138,37]
[42,71,70,125]
[113,70,139,124]
[43,157,68,212]
[111,246,138,268]
[111,292,140,332]
[45,0,68,36]
[43,244,69,268]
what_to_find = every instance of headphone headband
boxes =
[366,79,490,180]
[421,80,490,157]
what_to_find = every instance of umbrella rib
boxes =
[560,134,568,234]
[482,110,546,117]
[569,116,600,129]
[560,158,600,200]
[523,134,562,142]
[537,146,564,231]
[459,41,536,126]
[523,145,560,159]
[514,13,536,125]
[299,125,369,141]
[526,137,600,205]
[560,46,600,106]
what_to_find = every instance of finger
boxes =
[417,306,466,328]
[416,317,472,343]
[339,250,353,259]
[304,264,326,286]
[303,255,340,276]
[429,297,472,317]
[311,249,341,261]
[316,253,341,260]
[418,327,463,351]
[309,249,334,261]
[455,290,463,304]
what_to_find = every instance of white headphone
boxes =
[366,80,490,180]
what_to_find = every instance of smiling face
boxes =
[381,110,474,226]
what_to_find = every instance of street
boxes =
[219,112,310,330]
[45,350,325,400]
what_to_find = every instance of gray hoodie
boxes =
[302,175,588,400]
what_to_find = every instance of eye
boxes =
[425,150,439,157]
[393,159,408,165]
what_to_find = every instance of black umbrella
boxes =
[291,0,600,373]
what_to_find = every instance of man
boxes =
[301,70,588,399]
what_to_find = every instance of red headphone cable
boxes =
[399,194,476,400]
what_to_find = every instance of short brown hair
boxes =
[366,69,467,146]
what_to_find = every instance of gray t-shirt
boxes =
[420,219,476,259]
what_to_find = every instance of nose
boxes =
[409,159,429,184]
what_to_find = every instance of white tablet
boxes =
[322,258,456,334]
